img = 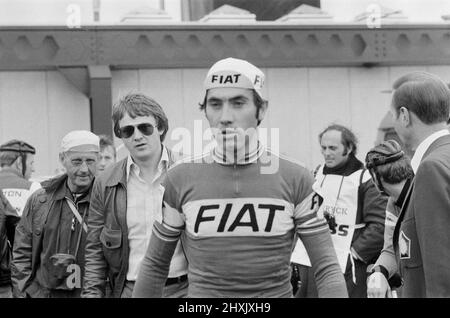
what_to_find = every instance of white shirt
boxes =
[410,129,450,173]
[126,147,187,281]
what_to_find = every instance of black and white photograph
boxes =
[1,0,450,306]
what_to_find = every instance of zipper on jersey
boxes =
[233,164,239,194]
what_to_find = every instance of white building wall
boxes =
[0,70,90,178]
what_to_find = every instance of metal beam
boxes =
[1,24,450,70]
[58,67,90,96]
[88,65,112,137]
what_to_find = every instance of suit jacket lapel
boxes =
[422,134,450,161]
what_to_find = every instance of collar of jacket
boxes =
[103,146,177,188]
[422,133,450,161]
[41,173,93,202]
[322,153,364,176]
[0,166,25,179]
[104,158,128,187]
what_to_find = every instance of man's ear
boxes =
[343,142,354,156]
[13,156,22,170]
[59,153,66,166]
[399,107,411,126]
[257,101,268,122]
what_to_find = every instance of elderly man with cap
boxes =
[11,130,99,298]
[132,57,347,298]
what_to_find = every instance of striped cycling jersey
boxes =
[161,150,328,297]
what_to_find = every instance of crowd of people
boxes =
[0,57,450,298]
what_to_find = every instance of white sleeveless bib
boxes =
[291,165,369,273]
[2,181,41,216]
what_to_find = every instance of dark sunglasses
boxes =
[118,123,154,138]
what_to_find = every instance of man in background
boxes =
[0,192,19,298]
[12,130,99,297]
[389,71,450,297]
[97,135,117,174]
[0,140,41,217]
[292,124,387,298]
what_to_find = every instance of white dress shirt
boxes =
[410,129,450,174]
[126,147,187,281]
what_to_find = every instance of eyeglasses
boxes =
[118,123,154,138]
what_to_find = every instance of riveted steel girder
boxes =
[1,24,450,70]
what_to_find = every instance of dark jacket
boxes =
[393,134,450,297]
[0,192,19,287]
[11,174,92,298]
[82,148,178,298]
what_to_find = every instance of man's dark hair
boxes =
[112,93,169,142]
[98,134,116,158]
[199,89,266,125]
[319,124,358,155]
[0,139,36,178]
[366,140,414,184]
[392,71,450,125]
[0,151,20,167]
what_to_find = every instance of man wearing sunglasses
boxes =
[82,93,188,298]
[12,130,99,297]
[132,58,347,298]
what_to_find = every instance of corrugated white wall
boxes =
[0,71,90,177]
[2,65,450,178]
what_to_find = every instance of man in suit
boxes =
[390,71,450,297]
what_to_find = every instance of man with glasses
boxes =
[12,130,99,297]
[82,93,188,298]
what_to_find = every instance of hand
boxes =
[367,272,392,298]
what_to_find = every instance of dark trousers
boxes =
[292,260,368,298]
[0,284,12,298]
[121,279,188,298]
[48,289,81,298]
